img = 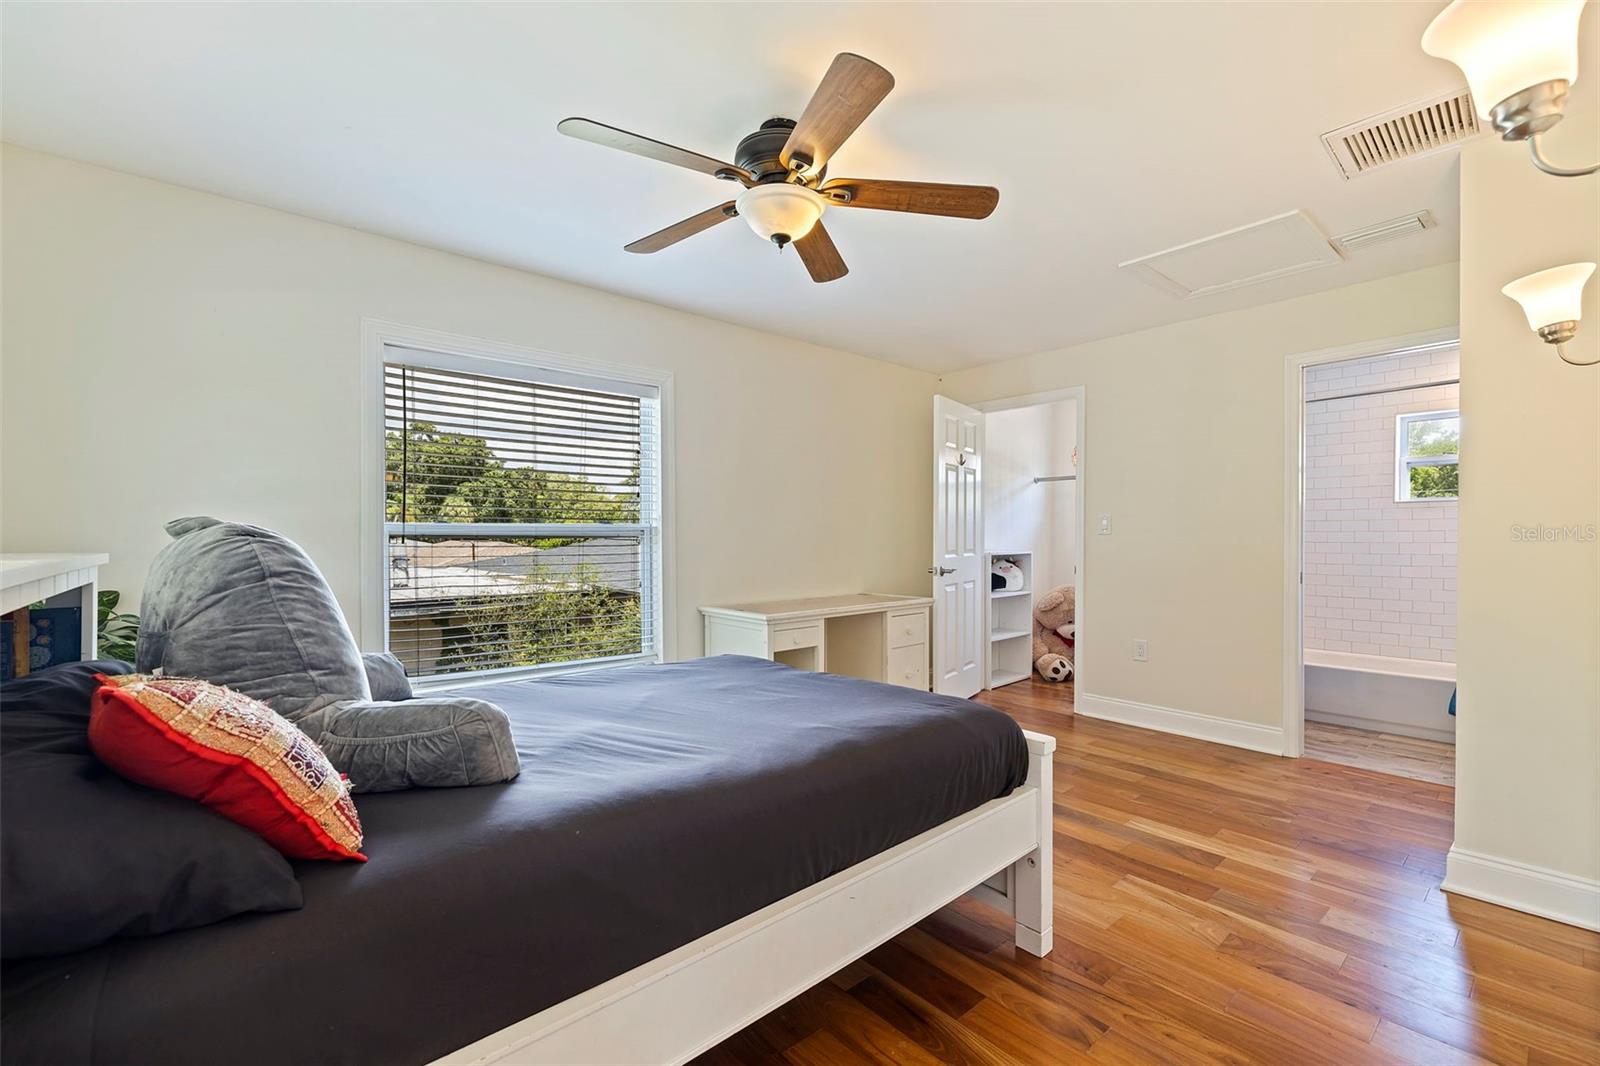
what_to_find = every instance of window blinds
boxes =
[383,357,660,680]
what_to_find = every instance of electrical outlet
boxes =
[1132,639,1148,662]
[1097,513,1112,535]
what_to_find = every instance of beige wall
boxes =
[0,146,937,656]
[941,264,1460,729]
[1452,61,1599,896]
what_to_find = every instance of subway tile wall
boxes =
[1304,346,1458,663]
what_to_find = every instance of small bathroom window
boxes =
[1396,409,1460,501]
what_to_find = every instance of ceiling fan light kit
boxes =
[558,52,999,283]
[737,183,826,248]
[1422,0,1599,177]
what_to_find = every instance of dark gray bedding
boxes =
[2,655,1028,1066]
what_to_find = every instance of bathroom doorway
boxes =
[1286,332,1458,785]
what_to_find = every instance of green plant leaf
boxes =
[95,590,140,663]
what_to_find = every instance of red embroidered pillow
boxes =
[90,675,365,862]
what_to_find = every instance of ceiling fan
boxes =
[557,52,999,283]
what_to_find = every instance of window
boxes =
[381,348,662,681]
[1396,409,1459,501]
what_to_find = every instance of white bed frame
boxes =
[432,730,1055,1066]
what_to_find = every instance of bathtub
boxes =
[1304,649,1456,743]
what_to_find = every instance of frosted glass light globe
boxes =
[736,184,826,246]
[1422,0,1589,118]
[1502,262,1596,330]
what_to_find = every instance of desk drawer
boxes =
[770,622,822,653]
[887,610,928,649]
[887,643,929,690]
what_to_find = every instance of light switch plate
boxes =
[1097,513,1112,535]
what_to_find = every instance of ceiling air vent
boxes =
[1322,89,1482,179]
[1333,211,1438,253]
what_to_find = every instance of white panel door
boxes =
[931,395,984,697]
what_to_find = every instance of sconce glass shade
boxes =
[735,183,826,245]
[1422,0,1588,118]
[1501,262,1596,330]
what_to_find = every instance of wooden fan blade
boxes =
[558,118,753,183]
[780,53,894,175]
[794,222,848,283]
[820,179,999,219]
[625,202,737,254]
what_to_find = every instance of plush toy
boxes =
[1032,584,1076,682]
[990,557,1024,591]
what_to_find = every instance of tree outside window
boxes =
[1397,410,1459,501]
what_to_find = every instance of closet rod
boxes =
[1033,474,1077,484]
[1306,378,1458,404]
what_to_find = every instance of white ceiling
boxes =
[3,1,1472,371]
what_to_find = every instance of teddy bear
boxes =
[1033,584,1076,682]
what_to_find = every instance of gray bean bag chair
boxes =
[137,517,519,793]
[361,651,414,702]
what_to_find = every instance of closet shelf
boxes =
[985,550,1033,693]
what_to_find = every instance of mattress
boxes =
[2,655,1029,1066]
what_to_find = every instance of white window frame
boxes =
[359,319,674,686]
[1395,408,1460,503]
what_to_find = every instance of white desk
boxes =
[1,553,109,673]
[700,593,933,690]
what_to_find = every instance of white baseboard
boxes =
[1442,846,1600,932]
[1076,693,1286,756]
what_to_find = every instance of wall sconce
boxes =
[1423,0,1599,178]
[1502,262,1597,365]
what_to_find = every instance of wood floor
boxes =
[699,682,1600,1065]
[1304,721,1456,786]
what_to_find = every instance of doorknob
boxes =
[928,566,956,576]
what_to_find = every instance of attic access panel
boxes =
[1120,210,1344,300]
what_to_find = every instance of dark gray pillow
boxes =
[316,697,520,794]
[137,516,369,723]
[1,661,303,959]
[361,651,413,702]
[0,658,129,757]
